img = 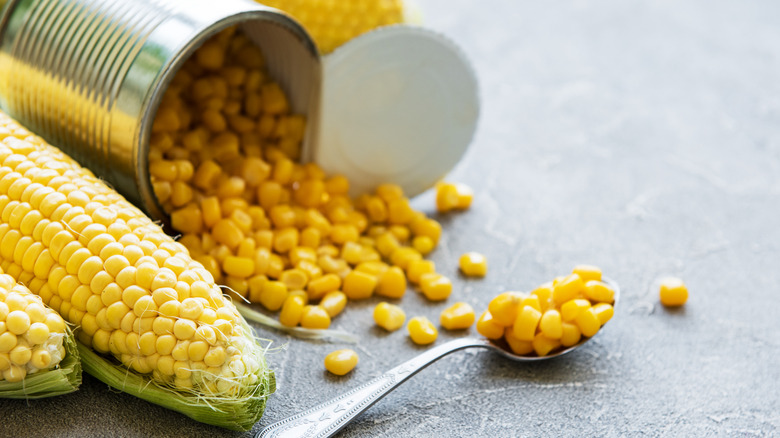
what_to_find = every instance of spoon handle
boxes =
[256,337,490,438]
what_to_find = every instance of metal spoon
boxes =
[257,278,620,438]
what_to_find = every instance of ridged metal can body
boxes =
[0,0,320,224]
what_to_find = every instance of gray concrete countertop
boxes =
[3,0,780,436]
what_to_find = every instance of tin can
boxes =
[0,0,320,224]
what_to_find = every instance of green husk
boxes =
[78,323,275,431]
[0,326,81,399]
[235,302,358,343]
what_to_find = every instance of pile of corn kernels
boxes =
[476,266,615,357]
[148,27,471,334]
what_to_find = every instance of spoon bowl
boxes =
[257,278,620,437]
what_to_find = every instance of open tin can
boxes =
[0,0,479,226]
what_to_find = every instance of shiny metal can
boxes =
[0,0,320,224]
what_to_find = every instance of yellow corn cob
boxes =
[0,111,272,430]
[0,269,80,397]
[258,0,409,53]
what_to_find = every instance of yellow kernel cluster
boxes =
[0,112,267,397]
[436,182,473,213]
[149,28,450,330]
[0,271,67,382]
[659,277,687,307]
[257,0,406,54]
[477,265,615,357]
[323,348,358,376]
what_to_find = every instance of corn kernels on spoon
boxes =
[258,278,620,437]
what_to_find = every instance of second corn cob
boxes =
[0,269,81,398]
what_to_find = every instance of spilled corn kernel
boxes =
[436,182,473,213]
[659,277,687,307]
[324,349,358,376]
[407,316,437,345]
[439,302,475,330]
[373,302,406,332]
[458,252,487,277]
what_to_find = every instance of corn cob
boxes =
[258,0,411,53]
[0,111,273,430]
[0,269,80,397]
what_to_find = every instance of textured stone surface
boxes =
[3,0,780,436]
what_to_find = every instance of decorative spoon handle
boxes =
[256,337,489,438]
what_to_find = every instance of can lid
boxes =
[314,25,479,198]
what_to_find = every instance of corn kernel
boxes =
[375,267,406,299]
[531,283,554,311]
[273,227,299,253]
[532,333,561,357]
[354,261,389,278]
[280,269,308,290]
[320,291,347,318]
[560,299,591,322]
[410,236,434,255]
[440,302,475,330]
[406,259,435,284]
[504,326,533,355]
[539,309,563,339]
[212,219,243,249]
[324,349,358,376]
[411,218,441,245]
[388,225,411,243]
[375,232,400,257]
[574,308,601,338]
[435,182,459,213]
[573,265,602,283]
[223,256,255,278]
[342,270,377,300]
[6,310,30,335]
[375,184,404,203]
[407,316,437,345]
[659,277,687,307]
[583,280,615,304]
[258,281,287,311]
[476,311,504,340]
[521,295,541,312]
[592,303,614,325]
[389,247,422,270]
[307,274,341,300]
[512,305,542,341]
[330,224,359,245]
[454,183,473,210]
[553,274,584,304]
[279,295,306,327]
[373,302,406,331]
[560,322,582,347]
[419,273,452,301]
[300,305,330,329]
[459,252,487,277]
[487,292,524,326]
